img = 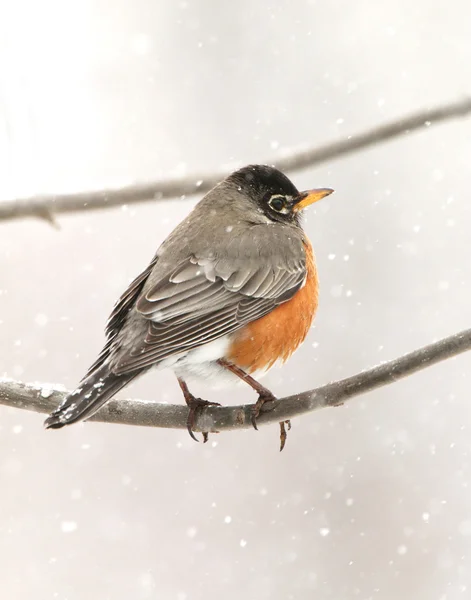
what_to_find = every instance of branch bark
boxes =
[1,328,470,432]
[1,97,470,224]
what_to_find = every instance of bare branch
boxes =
[1,97,470,224]
[1,328,470,433]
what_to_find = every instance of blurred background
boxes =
[1,1,471,598]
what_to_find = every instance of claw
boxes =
[251,391,277,431]
[251,408,259,431]
[187,422,199,443]
[185,397,221,442]
[279,420,291,451]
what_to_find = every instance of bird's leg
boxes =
[217,359,286,439]
[217,360,289,450]
[177,377,220,443]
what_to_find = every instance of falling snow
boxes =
[319,528,330,537]
[34,313,49,327]
[1,5,470,600]
[60,521,78,533]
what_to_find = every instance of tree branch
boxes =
[1,97,470,224]
[1,328,470,433]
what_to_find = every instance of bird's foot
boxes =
[252,392,291,451]
[251,390,278,430]
[185,396,221,443]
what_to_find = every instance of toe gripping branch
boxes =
[178,363,292,450]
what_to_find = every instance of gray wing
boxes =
[111,225,307,374]
[84,254,159,378]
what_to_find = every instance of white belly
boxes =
[157,336,234,385]
[157,335,272,387]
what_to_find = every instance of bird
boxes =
[45,165,333,449]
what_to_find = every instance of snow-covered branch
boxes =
[1,328,470,434]
[1,97,470,224]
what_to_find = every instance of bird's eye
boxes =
[269,195,287,213]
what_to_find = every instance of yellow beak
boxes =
[293,188,334,211]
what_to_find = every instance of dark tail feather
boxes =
[44,363,139,429]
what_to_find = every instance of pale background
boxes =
[1,1,471,599]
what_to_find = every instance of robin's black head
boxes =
[227,164,333,225]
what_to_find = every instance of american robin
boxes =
[45,165,333,449]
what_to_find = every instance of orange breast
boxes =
[227,240,318,373]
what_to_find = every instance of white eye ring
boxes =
[268,194,290,214]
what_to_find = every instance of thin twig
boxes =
[1,328,470,432]
[1,97,470,224]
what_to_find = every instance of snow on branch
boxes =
[1,97,471,224]
[1,328,470,434]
